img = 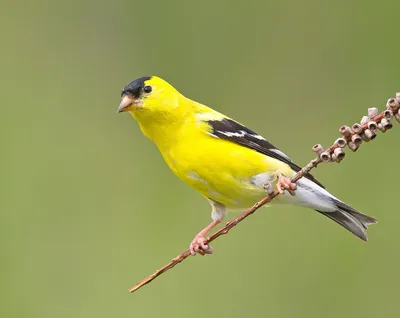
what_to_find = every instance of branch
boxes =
[128,92,400,294]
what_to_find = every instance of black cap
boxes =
[121,76,152,98]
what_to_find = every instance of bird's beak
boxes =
[117,95,135,113]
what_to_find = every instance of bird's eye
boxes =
[143,85,152,93]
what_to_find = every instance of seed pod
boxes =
[378,123,387,133]
[360,133,369,142]
[363,129,376,141]
[320,151,331,163]
[367,121,378,131]
[368,107,379,118]
[347,141,359,152]
[352,123,363,134]
[395,109,400,123]
[335,138,347,148]
[339,125,352,138]
[384,109,393,119]
[381,118,393,130]
[312,144,324,154]
[360,116,369,125]
[333,148,345,162]
[351,134,362,146]
[386,98,398,111]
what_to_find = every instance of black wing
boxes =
[207,118,325,188]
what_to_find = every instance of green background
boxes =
[2,0,400,317]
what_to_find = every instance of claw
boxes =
[190,235,213,256]
[277,173,297,196]
[189,219,220,256]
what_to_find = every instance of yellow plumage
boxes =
[125,76,291,208]
[117,76,376,254]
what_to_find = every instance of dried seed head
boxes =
[384,109,393,119]
[387,98,399,111]
[381,118,393,130]
[351,134,362,146]
[347,141,359,152]
[378,123,387,133]
[360,116,370,125]
[396,92,400,104]
[360,133,369,142]
[367,121,378,131]
[312,144,324,154]
[363,129,376,141]
[368,107,379,118]
[339,125,352,138]
[352,123,363,134]
[333,148,345,162]
[335,138,347,148]
[395,110,400,123]
[320,151,331,163]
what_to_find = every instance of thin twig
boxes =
[128,93,400,293]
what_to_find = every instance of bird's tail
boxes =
[316,200,377,241]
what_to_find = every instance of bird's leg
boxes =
[189,220,220,256]
[276,172,297,195]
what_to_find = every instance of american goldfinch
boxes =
[117,76,376,255]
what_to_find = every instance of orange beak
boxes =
[117,95,135,113]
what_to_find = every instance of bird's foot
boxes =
[189,234,214,256]
[276,173,297,195]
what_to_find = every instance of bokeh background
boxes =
[2,0,400,317]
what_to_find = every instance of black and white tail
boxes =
[281,177,378,241]
[317,200,377,241]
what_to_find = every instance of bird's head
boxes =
[118,76,181,117]
[117,76,192,144]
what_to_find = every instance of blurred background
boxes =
[1,0,400,317]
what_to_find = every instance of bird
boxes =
[117,76,377,255]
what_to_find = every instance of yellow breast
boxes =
[161,122,292,208]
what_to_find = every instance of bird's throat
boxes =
[132,111,184,152]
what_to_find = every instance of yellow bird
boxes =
[117,76,376,255]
